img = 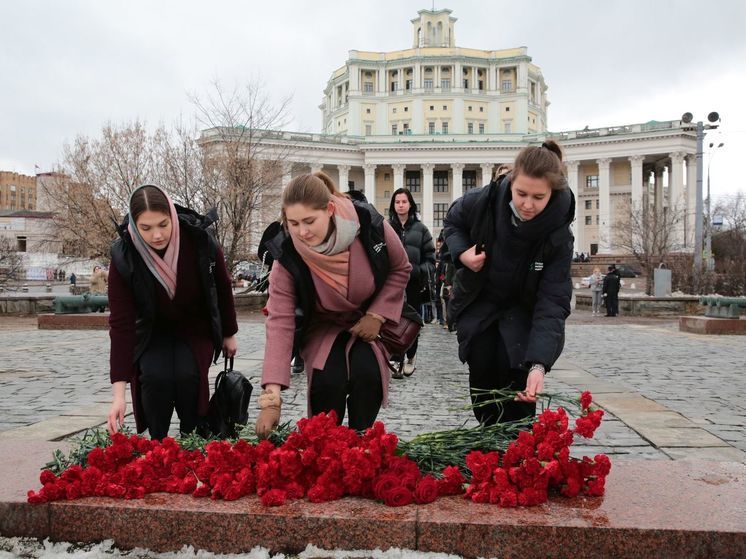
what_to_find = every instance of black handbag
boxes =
[207,357,253,439]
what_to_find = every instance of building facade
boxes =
[0,171,37,211]
[202,8,698,256]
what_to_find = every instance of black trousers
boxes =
[310,331,383,431]
[404,282,422,360]
[467,321,535,425]
[605,293,619,316]
[138,332,200,440]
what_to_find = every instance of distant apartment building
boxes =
[0,171,36,211]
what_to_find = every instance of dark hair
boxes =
[346,189,368,204]
[512,140,566,191]
[282,172,346,223]
[130,185,171,223]
[388,188,418,221]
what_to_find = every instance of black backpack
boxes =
[207,357,253,438]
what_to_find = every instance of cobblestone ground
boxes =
[0,311,744,459]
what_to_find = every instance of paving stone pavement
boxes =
[0,312,744,463]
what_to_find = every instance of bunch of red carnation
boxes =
[463,390,611,507]
[28,392,610,508]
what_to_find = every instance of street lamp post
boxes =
[680,112,721,293]
[704,142,724,271]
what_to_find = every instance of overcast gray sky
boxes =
[1,0,744,198]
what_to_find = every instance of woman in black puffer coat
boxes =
[388,188,436,377]
[443,141,575,426]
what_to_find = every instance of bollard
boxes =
[21,284,29,293]
[574,282,580,289]
[630,282,636,290]
[45,283,53,293]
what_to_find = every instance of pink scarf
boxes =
[127,185,181,300]
[291,196,359,298]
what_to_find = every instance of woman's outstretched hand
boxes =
[515,368,545,403]
[459,245,487,273]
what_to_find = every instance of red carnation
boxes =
[383,485,414,507]
[373,472,400,500]
[261,488,287,506]
[580,391,593,410]
[39,470,57,485]
[413,476,439,504]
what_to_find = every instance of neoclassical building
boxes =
[202,8,698,256]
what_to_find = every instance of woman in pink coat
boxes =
[255,172,411,436]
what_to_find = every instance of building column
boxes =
[629,155,645,210]
[654,165,664,214]
[337,164,350,192]
[451,163,464,202]
[480,163,493,186]
[597,158,612,254]
[310,163,323,174]
[686,155,697,250]
[566,160,581,254]
[363,164,377,207]
[392,163,406,192]
[281,162,293,190]
[421,163,434,231]
[669,152,685,249]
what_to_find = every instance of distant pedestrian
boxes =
[69,272,77,286]
[588,267,604,316]
[603,265,620,316]
[90,265,108,295]
[387,188,436,377]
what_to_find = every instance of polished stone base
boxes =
[37,313,109,330]
[2,440,745,558]
[679,315,746,335]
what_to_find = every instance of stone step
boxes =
[1,440,745,558]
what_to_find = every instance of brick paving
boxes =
[0,310,744,462]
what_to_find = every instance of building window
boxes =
[463,170,477,192]
[479,107,484,112]
[392,108,397,114]
[467,123,474,134]
[478,123,485,134]
[404,106,408,112]
[442,105,447,111]
[391,82,398,92]
[586,175,599,188]
[441,79,450,91]
[430,105,434,111]
[405,79,413,91]
[391,124,398,135]
[501,79,513,92]
[384,173,390,181]
[505,107,510,112]
[365,124,372,135]
[585,216,592,225]
[428,122,435,135]
[441,122,448,134]
[384,190,390,199]
[504,121,512,134]
[463,79,469,89]
[434,170,448,193]
[596,215,600,225]
[585,200,592,210]
[403,122,409,133]
[424,79,433,91]
[434,203,449,227]
[363,82,374,93]
[366,108,371,114]
[478,80,484,90]
[468,106,472,111]
[596,199,600,209]
[17,236,27,252]
[406,170,421,192]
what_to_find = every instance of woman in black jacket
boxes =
[443,141,575,425]
[387,188,436,377]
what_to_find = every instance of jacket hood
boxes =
[116,204,218,240]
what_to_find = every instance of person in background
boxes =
[588,267,604,316]
[603,264,620,317]
[107,185,238,439]
[387,188,435,377]
[90,265,108,295]
[256,172,411,437]
[443,141,575,426]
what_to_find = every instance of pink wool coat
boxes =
[262,220,412,408]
